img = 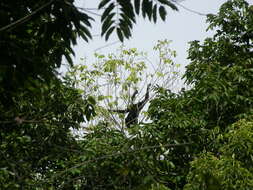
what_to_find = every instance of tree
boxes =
[147,0,253,189]
[0,79,96,189]
[184,119,253,190]
[65,40,180,133]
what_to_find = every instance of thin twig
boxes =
[94,41,121,52]
[171,0,208,16]
[64,1,102,17]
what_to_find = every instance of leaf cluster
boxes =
[99,0,178,41]
[0,80,95,189]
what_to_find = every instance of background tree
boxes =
[147,0,253,189]
[184,119,253,190]
[65,40,180,133]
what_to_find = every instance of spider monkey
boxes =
[109,84,151,128]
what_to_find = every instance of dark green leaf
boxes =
[98,0,111,9]
[105,26,115,41]
[158,0,178,10]
[121,13,133,29]
[119,23,131,39]
[101,14,114,36]
[79,24,92,39]
[159,6,167,21]
[79,31,89,42]
[101,3,115,22]
[119,1,136,23]
[147,0,153,20]
[142,0,147,18]
[153,4,157,23]
[134,0,140,15]
[142,0,153,20]
[64,52,73,65]
[87,96,96,105]
[117,28,123,42]
[79,12,93,27]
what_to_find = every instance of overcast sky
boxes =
[70,0,231,71]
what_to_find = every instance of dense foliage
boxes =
[148,0,253,189]
[1,0,253,189]
[65,40,179,132]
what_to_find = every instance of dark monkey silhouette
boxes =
[109,84,151,128]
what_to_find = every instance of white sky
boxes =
[71,0,228,70]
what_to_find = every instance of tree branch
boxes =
[0,0,55,32]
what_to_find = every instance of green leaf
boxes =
[98,95,105,101]
[159,6,167,21]
[121,25,131,39]
[79,12,93,27]
[105,26,115,41]
[153,4,157,23]
[117,28,124,42]
[141,0,153,21]
[147,0,153,20]
[64,52,73,65]
[165,1,178,11]
[79,24,92,39]
[141,0,146,18]
[158,0,178,11]
[87,96,96,105]
[101,3,115,22]
[134,0,140,15]
[79,31,89,42]
[98,0,111,9]
[120,13,133,29]
[101,15,114,36]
